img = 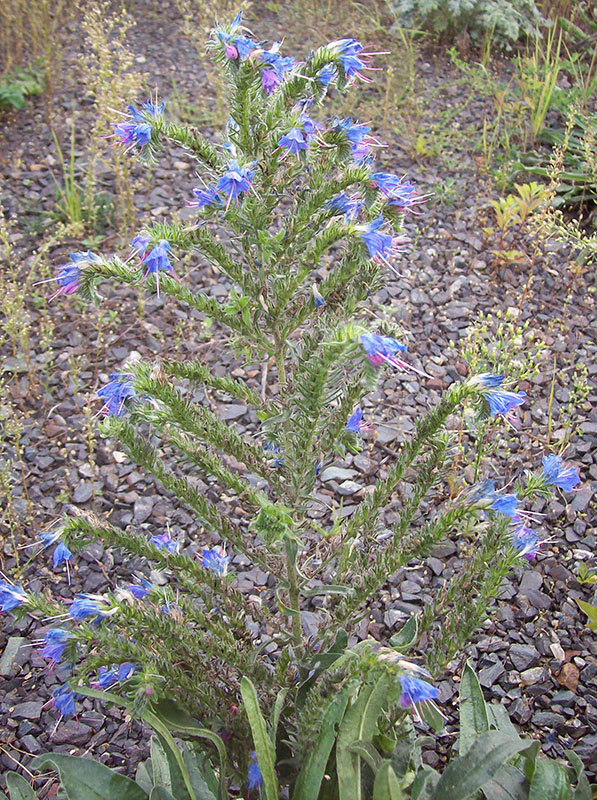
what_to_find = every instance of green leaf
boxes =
[270,688,287,748]
[31,755,148,800]
[459,660,490,756]
[182,749,217,800]
[292,686,350,800]
[564,750,592,800]
[528,759,572,800]
[373,762,403,800]
[389,615,419,650]
[240,677,278,800]
[150,788,176,800]
[336,677,390,800]
[347,741,383,773]
[486,704,520,741]
[150,700,228,800]
[303,584,352,596]
[431,731,534,800]
[576,599,597,631]
[151,737,173,791]
[136,761,154,795]
[411,766,440,800]
[481,764,529,800]
[6,773,38,800]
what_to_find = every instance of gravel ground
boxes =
[1,0,595,794]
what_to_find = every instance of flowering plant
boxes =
[3,12,584,797]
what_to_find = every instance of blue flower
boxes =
[151,531,178,553]
[490,493,519,518]
[95,662,137,688]
[248,751,263,791]
[141,100,165,118]
[127,579,153,599]
[110,107,153,153]
[472,373,506,388]
[97,373,137,417]
[53,541,73,569]
[216,160,256,209]
[359,217,394,259]
[371,172,404,195]
[278,127,309,155]
[259,49,294,94]
[51,684,78,717]
[191,187,223,209]
[138,239,178,296]
[485,389,527,419]
[312,284,325,308]
[0,582,28,612]
[234,36,257,60]
[49,251,99,299]
[201,548,231,576]
[465,482,520,518]
[385,180,426,212]
[361,333,406,365]
[317,65,337,85]
[512,522,540,561]
[264,441,284,467]
[327,39,372,83]
[334,117,371,144]
[346,407,363,433]
[541,454,580,492]
[69,593,110,622]
[326,193,363,222]
[399,675,439,708]
[41,628,74,664]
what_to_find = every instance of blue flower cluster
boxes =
[466,453,581,560]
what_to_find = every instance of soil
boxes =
[0,0,595,795]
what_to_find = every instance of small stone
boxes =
[51,720,93,745]
[556,662,580,693]
[520,667,546,686]
[336,480,362,496]
[133,495,154,523]
[384,609,405,628]
[20,734,42,754]
[478,662,505,688]
[0,637,27,677]
[533,711,564,728]
[320,467,358,482]
[509,644,540,671]
[550,642,566,661]
[510,698,532,724]
[220,404,247,421]
[73,482,93,504]
[12,701,44,720]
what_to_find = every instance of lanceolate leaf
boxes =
[240,677,278,800]
[564,750,592,800]
[31,754,148,800]
[372,762,403,800]
[6,773,39,800]
[336,676,390,800]
[528,759,572,800]
[388,614,419,650]
[292,686,351,800]
[481,764,529,800]
[459,660,490,756]
[431,731,534,800]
